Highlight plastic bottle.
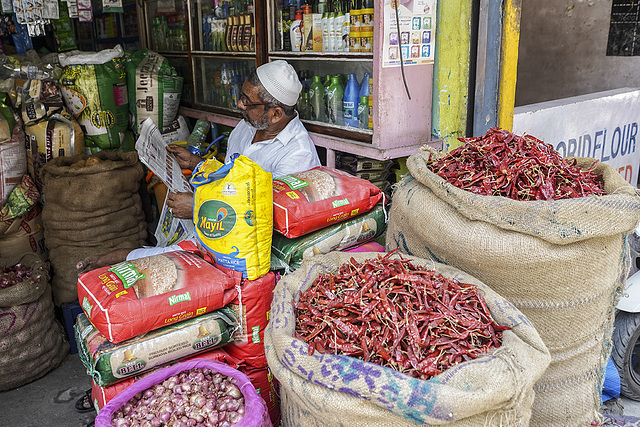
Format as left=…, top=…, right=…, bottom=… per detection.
left=290, top=10, right=303, bottom=51
left=308, top=75, right=326, bottom=122
left=187, top=119, right=211, bottom=156
left=327, top=75, right=344, bottom=126
left=297, top=90, right=311, bottom=119
left=359, top=72, right=370, bottom=98
left=321, top=8, right=330, bottom=52
left=327, top=6, right=336, bottom=51
left=322, top=74, right=332, bottom=118
left=343, top=73, right=360, bottom=127
left=333, top=4, right=345, bottom=52
left=358, top=95, right=369, bottom=129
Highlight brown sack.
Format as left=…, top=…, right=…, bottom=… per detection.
left=41, top=150, right=147, bottom=305
left=386, top=148, right=640, bottom=426
left=265, top=251, right=550, bottom=427
left=0, top=253, right=68, bottom=391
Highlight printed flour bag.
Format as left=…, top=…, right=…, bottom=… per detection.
left=58, top=45, right=128, bottom=152
left=191, top=155, right=273, bottom=280
left=124, top=50, right=183, bottom=133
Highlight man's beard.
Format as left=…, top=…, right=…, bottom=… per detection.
left=241, top=109, right=269, bottom=130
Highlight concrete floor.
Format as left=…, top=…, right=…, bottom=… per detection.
left=0, top=353, right=95, bottom=427
left=2, top=351, right=640, bottom=427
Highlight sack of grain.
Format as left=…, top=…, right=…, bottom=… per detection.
left=0, top=253, right=68, bottom=391
left=75, top=307, right=238, bottom=387
left=191, top=155, right=272, bottom=281
left=386, top=148, right=640, bottom=426
left=91, top=348, right=241, bottom=412
left=271, top=203, right=387, bottom=271
left=0, top=110, right=25, bottom=205
left=273, top=166, right=383, bottom=239
left=58, top=45, right=128, bottom=152
left=41, top=150, right=147, bottom=305
left=265, top=251, right=550, bottom=426
left=124, top=50, right=183, bottom=134
left=77, top=250, right=238, bottom=343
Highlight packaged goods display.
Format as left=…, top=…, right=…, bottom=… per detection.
left=272, top=166, right=383, bottom=239
left=75, top=308, right=238, bottom=387
left=77, top=250, right=237, bottom=343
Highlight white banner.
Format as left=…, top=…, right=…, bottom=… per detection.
left=513, top=88, right=640, bottom=187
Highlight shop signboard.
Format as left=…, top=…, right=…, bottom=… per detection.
left=513, top=88, right=640, bottom=187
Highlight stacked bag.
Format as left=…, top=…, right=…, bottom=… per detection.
left=270, top=166, right=387, bottom=271
left=74, top=246, right=278, bottom=425
left=335, top=153, right=395, bottom=197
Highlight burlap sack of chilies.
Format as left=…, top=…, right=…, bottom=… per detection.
left=386, top=148, right=640, bottom=426
left=265, top=251, right=550, bottom=426
left=0, top=253, right=68, bottom=391
left=41, top=150, right=147, bottom=305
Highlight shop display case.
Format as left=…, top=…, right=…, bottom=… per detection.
left=74, top=0, right=140, bottom=52
left=139, top=0, right=437, bottom=164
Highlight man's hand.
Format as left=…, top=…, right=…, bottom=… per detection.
left=166, top=191, right=194, bottom=219
left=166, top=144, right=203, bottom=170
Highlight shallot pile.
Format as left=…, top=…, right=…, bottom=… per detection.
left=294, top=251, right=510, bottom=380
left=0, top=264, right=32, bottom=289
left=111, top=367, right=245, bottom=427
left=427, top=127, right=606, bottom=201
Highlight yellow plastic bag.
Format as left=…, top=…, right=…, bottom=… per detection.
left=190, top=155, right=272, bottom=280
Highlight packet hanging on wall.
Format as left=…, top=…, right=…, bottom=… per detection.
left=190, top=155, right=273, bottom=280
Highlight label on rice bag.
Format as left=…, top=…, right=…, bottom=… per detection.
left=74, top=308, right=238, bottom=387
left=125, top=50, right=183, bottom=134
left=273, top=166, right=384, bottom=239
left=59, top=46, right=129, bottom=151
left=191, top=156, right=273, bottom=280
left=271, top=203, right=387, bottom=271
left=91, top=348, right=241, bottom=411
left=77, top=250, right=237, bottom=343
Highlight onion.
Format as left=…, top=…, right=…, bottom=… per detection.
left=112, top=367, right=246, bottom=426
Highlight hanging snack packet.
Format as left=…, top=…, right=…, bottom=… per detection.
left=191, top=155, right=273, bottom=280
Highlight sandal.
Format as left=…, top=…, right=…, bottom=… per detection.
left=74, top=389, right=94, bottom=414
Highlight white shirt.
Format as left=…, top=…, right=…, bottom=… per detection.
left=224, top=114, right=321, bottom=178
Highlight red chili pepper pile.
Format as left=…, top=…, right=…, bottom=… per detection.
left=427, top=127, right=606, bottom=201
left=293, top=251, right=510, bottom=381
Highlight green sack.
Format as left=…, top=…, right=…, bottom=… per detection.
left=124, top=49, right=183, bottom=134
left=74, top=307, right=238, bottom=387
left=59, top=45, right=129, bottom=152
left=271, top=203, right=387, bottom=271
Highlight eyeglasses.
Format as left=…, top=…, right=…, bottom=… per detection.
left=239, top=93, right=273, bottom=108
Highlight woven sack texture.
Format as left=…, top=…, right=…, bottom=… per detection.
left=0, top=253, right=68, bottom=390
left=265, top=251, right=550, bottom=426
left=41, top=150, right=147, bottom=305
left=386, top=149, right=640, bottom=426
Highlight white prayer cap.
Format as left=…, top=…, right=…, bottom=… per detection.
left=256, top=60, right=302, bottom=106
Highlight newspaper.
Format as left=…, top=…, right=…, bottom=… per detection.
left=135, top=118, right=195, bottom=246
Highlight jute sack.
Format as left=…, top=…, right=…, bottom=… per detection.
left=265, top=251, right=550, bottom=427
left=386, top=148, right=640, bottom=426
left=0, top=253, right=68, bottom=391
left=41, top=150, right=147, bottom=305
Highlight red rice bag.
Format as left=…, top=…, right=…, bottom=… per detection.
left=240, top=365, right=281, bottom=427
left=273, top=166, right=383, bottom=238
left=77, top=250, right=237, bottom=343
left=91, top=348, right=241, bottom=412
left=222, top=270, right=276, bottom=369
